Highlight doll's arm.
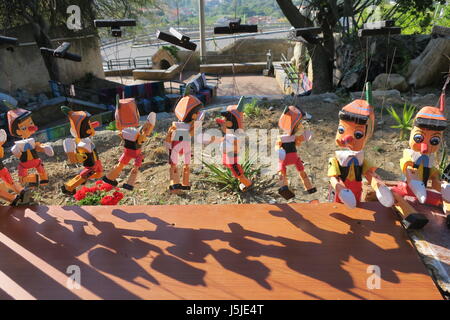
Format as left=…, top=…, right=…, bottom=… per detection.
left=137, top=112, right=156, bottom=145
left=63, top=138, right=84, bottom=164
left=35, top=142, right=54, bottom=157
left=328, top=157, right=356, bottom=208
left=0, top=129, right=6, bottom=158
left=400, top=150, right=427, bottom=203
left=165, top=125, right=176, bottom=150
left=365, top=169, right=394, bottom=207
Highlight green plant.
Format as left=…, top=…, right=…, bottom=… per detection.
left=106, top=120, right=117, bottom=131
left=243, top=98, right=262, bottom=118
left=202, top=153, right=260, bottom=192
left=386, top=102, right=416, bottom=140
left=439, top=148, right=448, bottom=177
left=161, top=45, right=180, bottom=58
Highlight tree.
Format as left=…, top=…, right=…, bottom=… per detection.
left=0, top=0, right=159, bottom=82
left=275, top=0, right=443, bottom=94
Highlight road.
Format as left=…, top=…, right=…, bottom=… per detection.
left=100, top=28, right=291, bottom=63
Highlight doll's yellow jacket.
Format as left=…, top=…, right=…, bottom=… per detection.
left=327, top=150, right=376, bottom=182
left=399, top=149, right=439, bottom=184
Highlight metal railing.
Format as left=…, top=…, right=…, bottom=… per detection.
left=103, top=56, right=153, bottom=71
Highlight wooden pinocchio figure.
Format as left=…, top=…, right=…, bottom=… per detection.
left=276, top=105, right=316, bottom=200
left=214, top=97, right=252, bottom=192
left=6, top=102, right=54, bottom=188
left=391, top=104, right=449, bottom=229
left=165, top=88, right=204, bottom=193
left=103, top=97, right=156, bottom=190
left=328, top=88, right=394, bottom=209
left=0, top=129, right=32, bottom=205
left=61, top=106, right=103, bottom=195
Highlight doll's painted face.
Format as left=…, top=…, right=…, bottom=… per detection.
left=335, top=120, right=367, bottom=151
left=409, top=126, right=442, bottom=155
left=15, top=117, right=38, bottom=139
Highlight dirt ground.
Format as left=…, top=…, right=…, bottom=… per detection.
left=3, top=93, right=448, bottom=207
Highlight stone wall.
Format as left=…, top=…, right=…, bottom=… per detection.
left=0, top=24, right=105, bottom=94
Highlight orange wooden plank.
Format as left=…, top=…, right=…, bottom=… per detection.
left=0, top=202, right=442, bottom=300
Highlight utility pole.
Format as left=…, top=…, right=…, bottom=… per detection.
left=198, top=0, right=206, bottom=63
left=176, top=0, right=180, bottom=29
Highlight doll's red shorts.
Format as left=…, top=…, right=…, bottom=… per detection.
left=18, top=159, right=45, bottom=177
left=80, top=160, right=103, bottom=179
left=334, top=180, right=362, bottom=204
left=119, top=148, right=144, bottom=168
left=0, top=168, right=14, bottom=185
left=278, top=152, right=304, bottom=175
left=391, top=181, right=442, bottom=207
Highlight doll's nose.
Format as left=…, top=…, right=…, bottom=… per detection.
left=29, top=125, right=38, bottom=132
left=343, top=135, right=353, bottom=145
left=215, top=118, right=225, bottom=125
left=420, top=143, right=428, bottom=153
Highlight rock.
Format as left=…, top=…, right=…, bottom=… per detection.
left=341, top=72, right=359, bottom=89
left=350, top=89, right=403, bottom=107
left=406, top=35, right=450, bottom=88
left=373, top=73, right=409, bottom=92
left=296, top=92, right=339, bottom=105
left=411, top=93, right=438, bottom=106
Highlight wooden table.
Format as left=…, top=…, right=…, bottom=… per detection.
left=0, top=202, right=442, bottom=300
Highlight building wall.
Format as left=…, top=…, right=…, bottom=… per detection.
left=0, top=24, right=105, bottom=94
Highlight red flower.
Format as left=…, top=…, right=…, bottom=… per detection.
left=95, top=180, right=103, bottom=185
left=100, top=195, right=114, bottom=205
left=113, top=191, right=124, bottom=201
left=74, top=190, right=86, bottom=201
left=100, top=183, right=113, bottom=192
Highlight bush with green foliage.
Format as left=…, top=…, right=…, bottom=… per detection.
left=386, top=102, right=417, bottom=140
left=202, top=153, right=260, bottom=192
left=243, top=98, right=262, bottom=118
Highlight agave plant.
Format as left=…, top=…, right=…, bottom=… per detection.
left=202, top=152, right=260, bottom=192
left=386, top=102, right=416, bottom=140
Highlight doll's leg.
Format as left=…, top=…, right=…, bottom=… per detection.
left=298, top=170, right=316, bottom=194
left=181, top=164, right=191, bottom=190
left=123, top=167, right=139, bottom=191
left=228, top=164, right=252, bottom=192
left=169, top=164, right=182, bottom=192
left=0, top=183, right=18, bottom=204
left=36, top=163, right=48, bottom=185
left=392, top=191, right=428, bottom=229
left=104, top=162, right=126, bottom=186
left=278, top=169, right=295, bottom=200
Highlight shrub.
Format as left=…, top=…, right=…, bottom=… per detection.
left=386, top=102, right=416, bottom=140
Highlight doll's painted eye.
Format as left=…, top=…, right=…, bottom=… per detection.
left=413, top=134, right=424, bottom=143
left=430, top=136, right=440, bottom=146
left=354, top=131, right=364, bottom=139
left=338, top=126, right=345, bottom=134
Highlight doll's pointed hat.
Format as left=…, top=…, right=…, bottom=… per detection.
left=220, top=96, right=246, bottom=130
left=174, top=86, right=203, bottom=122
left=61, top=106, right=95, bottom=139
left=115, top=95, right=140, bottom=130
left=3, top=100, right=32, bottom=137
left=279, top=105, right=305, bottom=135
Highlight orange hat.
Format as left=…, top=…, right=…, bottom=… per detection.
left=61, top=106, right=98, bottom=139
left=339, top=99, right=375, bottom=138
left=279, top=106, right=304, bottom=135
left=414, top=106, right=447, bottom=131
left=174, top=95, right=203, bottom=122
left=221, top=104, right=244, bottom=130
left=7, top=107, right=32, bottom=137
left=115, top=97, right=140, bottom=130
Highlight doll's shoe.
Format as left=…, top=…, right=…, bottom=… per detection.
left=18, top=188, right=32, bottom=205
left=402, top=213, right=428, bottom=230
left=61, top=185, right=76, bottom=195
left=306, top=187, right=317, bottom=194
left=180, top=185, right=191, bottom=190
left=446, top=215, right=450, bottom=230
left=102, top=176, right=118, bottom=187
left=40, top=180, right=49, bottom=186
left=278, top=186, right=295, bottom=200
left=169, top=184, right=183, bottom=193
left=122, top=183, right=134, bottom=191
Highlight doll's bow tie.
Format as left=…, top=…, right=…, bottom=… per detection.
left=23, top=143, right=33, bottom=151
left=347, top=156, right=360, bottom=167
left=414, top=155, right=429, bottom=168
